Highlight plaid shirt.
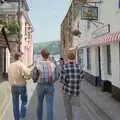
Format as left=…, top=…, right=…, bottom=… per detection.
left=59, top=62, right=84, bottom=96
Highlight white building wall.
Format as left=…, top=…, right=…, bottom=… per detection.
left=84, top=47, right=99, bottom=77
left=111, top=44, right=120, bottom=87
left=83, top=48, right=87, bottom=71
left=100, top=44, right=120, bottom=86
left=74, top=0, right=120, bottom=87
left=6, top=48, right=10, bottom=73
left=100, top=46, right=107, bottom=80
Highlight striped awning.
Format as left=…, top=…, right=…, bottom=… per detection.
left=79, top=32, right=120, bottom=48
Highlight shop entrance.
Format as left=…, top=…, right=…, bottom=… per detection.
left=97, top=47, right=102, bottom=86
left=0, top=47, right=6, bottom=82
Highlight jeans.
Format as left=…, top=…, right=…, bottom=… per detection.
left=63, top=93, right=80, bottom=120
left=36, top=84, right=54, bottom=120
left=11, top=85, right=28, bottom=120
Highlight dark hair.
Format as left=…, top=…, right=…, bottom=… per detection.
left=40, top=48, right=50, bottom=59
left=60, top=57, right=64, bottom=61
left=14, top=52, right=23, bottom=60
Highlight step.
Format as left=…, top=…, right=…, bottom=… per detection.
left=80, top=91, right=113, bottom=120
left=0, top=82, right=11, bottom=117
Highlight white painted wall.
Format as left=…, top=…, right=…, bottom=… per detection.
left=83, top=47, right=99, bottom=77
left=6, top=48, right=10, bottom=73
left=100, top=44, right=120, bottom=86
left=74, top=0, right=120, bottom=87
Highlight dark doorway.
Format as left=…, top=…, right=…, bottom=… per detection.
left=97, top=47, right=102, bottom=86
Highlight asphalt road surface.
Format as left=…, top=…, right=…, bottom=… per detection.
left=1, top=81, right=96, bottom=120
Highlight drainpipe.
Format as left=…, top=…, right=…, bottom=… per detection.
left=17, top=0, right=21, bottom=52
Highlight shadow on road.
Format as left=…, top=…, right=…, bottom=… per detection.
left=26, top=83, right=66, bottom=120
left=26, top=87, right=37, bottom=120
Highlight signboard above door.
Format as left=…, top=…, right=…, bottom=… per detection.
left=80, top=6, right=98, bottom=20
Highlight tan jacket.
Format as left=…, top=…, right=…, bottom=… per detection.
left=8, top=60, right=31, bottom=86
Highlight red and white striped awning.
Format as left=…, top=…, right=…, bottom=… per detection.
left=79, top=32, right=120, bottom=48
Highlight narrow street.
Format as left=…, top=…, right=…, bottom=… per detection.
left=1, top=81, right=99, bottom=120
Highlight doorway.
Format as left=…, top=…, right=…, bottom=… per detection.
left=0, top=47, right=6, bottom=81
left=97, top=47, right=102, bottom=86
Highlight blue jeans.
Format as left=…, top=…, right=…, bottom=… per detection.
left=11, top=85, right=28, bottom=120
left=36, top=84, right=54, bottom=120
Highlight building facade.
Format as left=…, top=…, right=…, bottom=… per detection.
left=73, top=0, right=120, bottom=101
left=0, top=0, right=33, bottom=80
left=60, top=0, right=81, bottom=61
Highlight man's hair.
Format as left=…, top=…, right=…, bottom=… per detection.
left=14, top=52, right=23, bottom=60
left=59, top=57, right=64, bottom=61
left=40, top=48, right=50, bottom=59
left=67, top=51, right=75, bottom=60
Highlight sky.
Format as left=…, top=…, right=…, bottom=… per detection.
left=27, top=0, right=71, bottom=43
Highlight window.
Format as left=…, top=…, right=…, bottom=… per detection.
left=87, top=21, right=91, bottom=30
left=87, top=48, right=91, bottom=70
left=118, top=0, right=120, bottom=8
left=106, top=45, right=112, bottom=75
left=8, top=14, right=16, bottom=21
left=78, top=49, right=84, bottom=67
left=28, top=32, right=31, bottom=39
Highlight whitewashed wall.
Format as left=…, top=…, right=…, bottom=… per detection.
left=73, top=0, right=120, bottom=86
left=6, top=48, right=10, bottom=73
left=100, top=44, right=120, bottom=87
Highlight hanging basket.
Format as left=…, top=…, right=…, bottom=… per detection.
left=72, top=29, right=81, bottom=36
left=79, top=0, right=87, bottom=3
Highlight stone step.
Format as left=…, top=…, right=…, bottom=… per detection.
left=80, top=91, right=113, bottom=120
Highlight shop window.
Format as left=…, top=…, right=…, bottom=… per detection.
left=78, top=49, right=84, bottom=67
left=87, top=48, right=91, bottom=70
left=87, top=21, right=91, bottom=30
left=106, top=45, right=112, bottom=75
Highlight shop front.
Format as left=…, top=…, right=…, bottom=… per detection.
left=78, top=24, right=120, bottom=100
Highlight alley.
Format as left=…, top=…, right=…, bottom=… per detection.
left=1, top=81, right=97, bottom=120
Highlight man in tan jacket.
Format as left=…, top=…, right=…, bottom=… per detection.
left=8, top=52, right=33, bottom=120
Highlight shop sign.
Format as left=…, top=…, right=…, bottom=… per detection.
left=80, top=6, right=98, bottom=20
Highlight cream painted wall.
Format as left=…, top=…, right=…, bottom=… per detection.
left=20, top=15, right=33, bottom=66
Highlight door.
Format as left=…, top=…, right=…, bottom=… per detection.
left=98, top=47, right=102, bottom=86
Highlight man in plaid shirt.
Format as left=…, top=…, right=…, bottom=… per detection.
left=59, top=51, right=84, bottom=120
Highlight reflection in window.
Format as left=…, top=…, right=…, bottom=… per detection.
left=87, top=48, right=91, bottom=70
left=106, top=45, right=112, bottom=75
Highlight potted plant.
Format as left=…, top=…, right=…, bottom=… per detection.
left=72, top=29, right=81, bottom=36
left=0, top=20, right=20, bottom=36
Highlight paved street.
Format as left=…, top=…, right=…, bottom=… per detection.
left=1, top=81, right=97, bottom=120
